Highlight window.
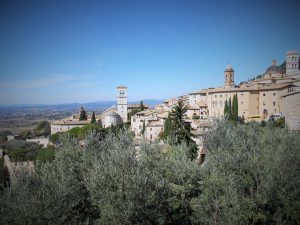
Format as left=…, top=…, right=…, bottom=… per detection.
left=150, top=128, right=152, bottom=131
left=263, top=101, right=266, bottom=106
left=215, top=95, right=217, bottom=98
left=220, top=95, right=222, bottom=98
left=263, top=93, right=266, bottom=96
left=241, top=102, right=244, bottom=104
left=273, top=101, right=276, bottom=106
left=273, top=92, right=276, bottom=96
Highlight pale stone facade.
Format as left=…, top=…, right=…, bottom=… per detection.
left=281, top=91, right=300, bottom=131
left=117, top=86, right=128, bottom=123
left=286, top=51, right=299, bottom=75
left=26, top=137, right=49, bottom=148
left=131, top=109, right=168, bottom=140
left=188, top=50, right=300, bottom=125
left=50, top=119, right=90, bottom=134
left=101, top=111, right=122, bottom=128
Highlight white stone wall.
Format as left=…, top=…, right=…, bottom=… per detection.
left=26, top=137, right=49, bottom=148
left=286, top=51, right=299, bottom=76
left=145, top=125, right=164, bottom=141
left=117, top=86, right=128, bottom=123
left=258, top=89, right=288, bottom=119
left=188, top=93, right=207, bottom=106
left=186, top=108, right=200, bottom=119
left=282, top=92, right=300, bottom=131
left=50, top=124, right=86, bottom=134
left=102, top=115, right=119, bottom=128
left=131, top=114, right=145, bottom=136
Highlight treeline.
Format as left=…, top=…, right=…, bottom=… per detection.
left=0, top=120, right=299, bottom=224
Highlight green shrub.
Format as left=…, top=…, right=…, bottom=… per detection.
left=0, top=158, right=9, bottom=192
left=3, top=140, right=41, bottom=161
left=34, top=121, right=51, bottom=137
left=49, top=132, right=62, bottom=144
left=36, top=146, right=55, bottom=163
left=192, top=115, right=200, bottom=120
left=0, top=135, right=7, bottom=143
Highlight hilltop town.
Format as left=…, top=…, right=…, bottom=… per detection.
left=2, top=52, right=299, bottom=225
left=49, top=50, right=300, bottom=143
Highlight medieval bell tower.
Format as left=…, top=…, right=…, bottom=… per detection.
left=224, top=64, right=234, bottom=88
left=117, top=86, right=128, bottom=123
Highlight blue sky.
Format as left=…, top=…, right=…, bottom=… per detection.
left=0, top=0, right=299, bottom=104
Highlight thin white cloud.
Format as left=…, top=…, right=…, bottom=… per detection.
left=0, top=74, right=76, bottom=89
left=66, top=82, right=96, bottom=89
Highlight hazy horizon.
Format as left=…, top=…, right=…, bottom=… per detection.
left=1, top=0, right=299, bottom=104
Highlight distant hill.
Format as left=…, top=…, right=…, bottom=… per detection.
left=0, top=99, right=163, bottom=112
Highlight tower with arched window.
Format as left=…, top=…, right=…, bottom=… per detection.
left=224, top=64, right=234, bottom=88
left=117, top=86, right=128, bottom=123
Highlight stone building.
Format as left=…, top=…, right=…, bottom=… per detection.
left=188, top=50, right=300, bottom=123
left=50, top=86, right=129, bottom=135
left=117, top=86, right=128, bottom=123
left=281, top=91, right=300, bottom=131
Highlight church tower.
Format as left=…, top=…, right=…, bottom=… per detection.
left=286, top=50, right=299, bottom=76
left=117, top=86, right=128, bottom=123
left=224, top=64, right=234, bottom=88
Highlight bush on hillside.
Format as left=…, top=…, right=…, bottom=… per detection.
left=34, top=121, right=51, bottom=137
left=3, top=140, right=42, bottom=162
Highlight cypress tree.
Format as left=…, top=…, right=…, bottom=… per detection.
left=79, top=107, right=88, bottom=121
left=232, top=94, right=238, bottom=122
left=228, top=97, right=232, bottom=120
left=140, top=100, right=145, bottom=111
left=162, top=113, right=173, bottom=140
left=91, top=112, right=96, bottom=124
left=224, top=99, right=229, bottom=116
left=170, top=100, right=197, bottom=160
left=141, top=121, right=146, bottom=136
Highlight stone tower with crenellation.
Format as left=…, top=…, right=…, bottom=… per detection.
left=286, top=50, right=299, bottom=76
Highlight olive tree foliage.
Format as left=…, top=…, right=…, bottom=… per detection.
left=84, top=131, right=202, bottom=225
left=1, top=120, right=299, bottom=225
left=0, top=135, right=99, bottom=225
left=0, top=129, right=202, bottom=225
left=190, top=119, right=300, bottom=225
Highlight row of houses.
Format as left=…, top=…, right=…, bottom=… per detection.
left=50, top=50, right=300, bottom=141
left=130, top=50, right=300, bottom=140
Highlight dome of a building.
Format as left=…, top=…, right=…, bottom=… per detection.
left=102, top=111, right=123, bottom=128
left=265, top=59, right=284, bottom=74
left=225, top=64, right=234, bottom=71
left=104, top=111, right=120, bottom=117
